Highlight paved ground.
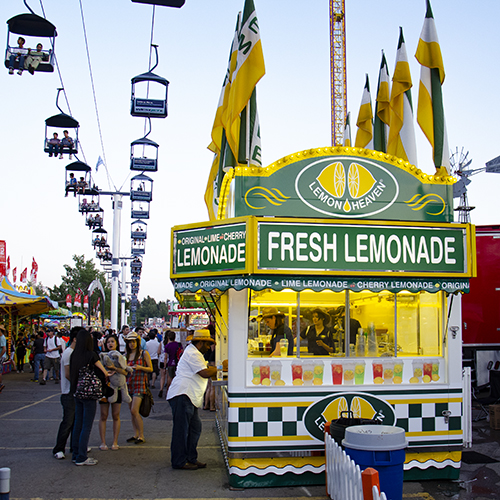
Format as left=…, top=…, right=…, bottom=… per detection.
left=1, top=370, right=499, bottom=499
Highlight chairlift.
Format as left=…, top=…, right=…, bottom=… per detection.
left=86, top=210, right=104, bottom=230
left=45, top=88, right=79, bottom=157
left=131, top=238, right=146, bottom=256
left=97, top=245, right=112, bottom=262
left=130, top=120, right=159, bottom=171
left=131, top=220, right=147, bottom=240
left=131, top=200, right=150, bottom=220
left=130, top=173, right=153, bottom=202
left=92, top=228, right=108, bottom=249
left=131, top=0, right=185, bottom=7
left=79, top=188, right=101, bottom=214
left=131, top=45, right=169, bottom=118
left=65, top=162, right=91, bottom=198
left=5, top=3, right=57, bottom=74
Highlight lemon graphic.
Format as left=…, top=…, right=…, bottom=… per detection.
left=351, top=396, right=377, bottom=419
left=317, top=162, right=345, bottom=198
left=347, top=163, right=377, bottom=199
left=322, top=396, right=348, bottom=422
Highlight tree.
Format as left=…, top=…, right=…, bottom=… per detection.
left=49, top=255, right=111, bottom=319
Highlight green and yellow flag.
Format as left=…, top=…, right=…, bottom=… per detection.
left=343, top=112, right=352, bottom=147
left=388, top=27, right=417, bottom=166
left=415, top=0, right=450, bottom=175
left=355, top=74, right=374, bottom=150
left=373, top=51, right=390, bottom=153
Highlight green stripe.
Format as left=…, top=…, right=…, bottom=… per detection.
left=408, top=439, right=463, bottom=446
left=430, top=67, right=445, bottom=167
left=228, top=445, right=324, bottom=452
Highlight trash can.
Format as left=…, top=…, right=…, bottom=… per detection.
left=329, top=411, right=380, bottom=447
left=342, top=425, right=406, bottom=500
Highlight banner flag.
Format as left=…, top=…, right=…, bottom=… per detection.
left=355, top=74, right=374, bottom=150
left=343, top=112, right=352, bottom=147
left=20, top=268, right=27, bottom=284
left=74, top=293, right=81, bottom=308
left=83, top=295, right=89, bottom=308
left=415, top=0, right=450, bottom=175
left=13, top=267, right=17, bottom=284
left=388, top=27, right=417, bottom=166
left=66, top=294, right=72, bottom=308
left=374, top=51, right=391, bottom=153
left=30, top=257, right=38, bottom=283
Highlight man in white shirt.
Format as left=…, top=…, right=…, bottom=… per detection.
left=42, top=328, right=62, bottom=384
left=53, top=328, right=78, bottom=459
left=145, top=329, right=160, bottom=388
left=167, top=330, right=217, bottom=470
left=118, top=325, right=130, bottom=354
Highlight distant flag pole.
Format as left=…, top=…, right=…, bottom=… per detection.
left=343, top=112, right=352, bottom=147
left=387, top=27, right=417, bottom=166
left=374, top=51, right=390, bottom=153
left=95, top=156, right=104, bottom=172
left=415, top=0, right=450, bottom=175
left=354, top=74, right=374, bottom=150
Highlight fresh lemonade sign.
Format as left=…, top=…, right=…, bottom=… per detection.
left=258, top=221, right=467, bottom=274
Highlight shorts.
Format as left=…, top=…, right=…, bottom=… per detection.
left=167, top=366, right=176, bottom=379
left=45, top=357, right=60, bottom=376
left=151, top=359, right=159, bottom=376
left=159, top=361, right=165, bottom=370
left=99, top=390, right=123, bottom=405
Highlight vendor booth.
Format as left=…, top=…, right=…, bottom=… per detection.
left=170, top=148, right=475, bottom=488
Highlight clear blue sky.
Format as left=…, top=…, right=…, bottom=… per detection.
left=1, top=0, right=499, bottom=303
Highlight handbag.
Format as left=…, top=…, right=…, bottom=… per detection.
left=74, top=365, right=103, bottom=400
left=139, top=386, right=154, bottom=417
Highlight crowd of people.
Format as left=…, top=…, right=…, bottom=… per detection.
left=0, top=322, right=218, bottom=470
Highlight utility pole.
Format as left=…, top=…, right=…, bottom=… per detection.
left=111, top=194, right=122, bottom=331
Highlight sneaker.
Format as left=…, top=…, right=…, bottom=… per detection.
left=17, top=69, right=23, bottom=75
left=59, top=154, right=63, bottom=159
left=54, top=452, right=65, bottom=460
left=8, top=68, right=14, bottom=75
left=49, top=154, right=53, bottom=157
left=69, top=154, right=73, bottom=160
left=75, top=458, right=98, bottom=466
left=28, top=65, right=34, bottom=75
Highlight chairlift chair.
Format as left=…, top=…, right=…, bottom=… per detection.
left=131, top=239, right=146, bottom=256
left=65, top=162, right=91, bottom=198
left=79, top=189, right=101, bottom=214
left=5, top=12, right=57, bottom=73
left=45, top=114, right=79, bottom=156
left=131, top=220, right=147, bottom=240
left=131, top=0, right=185, bottom=7
left=130, top=137, right=159, bottom=172
left=131, top=200, right=150, bottom=220
left=86, top=209, right=104, bottom=230
left=92, top=228, right=108, bottom=249
left=130, top=173, right=153, bottom=202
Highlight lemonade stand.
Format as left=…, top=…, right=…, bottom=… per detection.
left=170, top=148, right=475, bottom=487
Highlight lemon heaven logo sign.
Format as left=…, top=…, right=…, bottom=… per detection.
left=303, top=392, right=396, bottom=442
left=296, top=158, right=399, bottom=218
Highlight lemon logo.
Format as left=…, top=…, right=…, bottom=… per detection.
left=348, top=163, right=377, bottom=199
left=316, top=162, right=346, bottom=198
left=303, top=392, right=395, bottom=441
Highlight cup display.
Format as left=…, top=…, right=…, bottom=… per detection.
left=270, top=360, right=284, bottom=385
left=423, top=361, right=433, bottom=383
left=303, top=361, right=314, bottom=386
left=431, top=360, right=440, bottom=381
left=331, top=362, right=343, bottom=385
left=260, top=361, right=271, bottom=386
left=291, top=360, right=303, bottom=386
left=372, top=361, right=383, bottom=384
left=343, top=362, right=355, bottom=385
left=393, top=361, right=403, bottom=384
left=382, top=360, right=395, bottom=384
left=313, top=361, right=324, bottom=385
left=411, top=360, right=423, bottom=383
left=252, top=361, right=261, bottom=385
left=354, top=361, right=366, bottom=384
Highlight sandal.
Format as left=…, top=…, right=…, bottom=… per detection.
left=111, top=445, right=120, bottom=450
left=99, top=444, right=108, bottom=451
left=126, top=436, right=138, bottom=442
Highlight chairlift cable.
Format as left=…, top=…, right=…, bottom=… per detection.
left=78, top=0, right=115, bottom=192
left=143, top=6, right=156, bottom=140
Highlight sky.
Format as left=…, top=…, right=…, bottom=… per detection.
left=2, top=0, right=500, bottom=308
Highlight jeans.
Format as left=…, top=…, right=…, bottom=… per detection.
left=9, top=54, right=25, bottom=70
left=168, top=394, right=202, bottom=468
left=48, top=143, right=60, bottom=156
left=53, top=393, right=76, bottom=454
left=33, top=353, right=45, bottom=381
left=71, top=398, right=97, bottom=463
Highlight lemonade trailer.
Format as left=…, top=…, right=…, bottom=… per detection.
left=170, top=147, right=476, bottom=488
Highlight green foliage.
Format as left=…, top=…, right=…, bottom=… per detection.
left=48, top=255, right=111, bottom=317
left=135, top=296, right=170, bottom=326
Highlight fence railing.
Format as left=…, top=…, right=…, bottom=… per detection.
left=325, top=432, right=387, bottom=500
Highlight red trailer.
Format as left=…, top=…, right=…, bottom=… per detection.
left=462, top=225, right=500, bottom=387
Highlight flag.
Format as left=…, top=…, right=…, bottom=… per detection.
left=415, top=0, right=450, bottom=175
left=205, top=13, right=241, bottom=221
left=66, top=294, right=72, bottom=308
left=374, top=51, right=391, bottom=153
left=354, top=74, right=374, bottom=150
left=387, top=27, right=417, bottom=166
left=83, top=295, right=89, bottom=308
left=95, top=156, right=104, bottom=172
left=20, top=268, right=27, bottom=284
left=30, top=257, right=38, bottom=283
left=223, top=0, right=266, bottom=161
left=6, top=256, right=10, bottom=277
left=74, top=293, right=81, bottom=308
left=13, top=267, right=17, bottom=283
left=343, top=112, right=352, bottom=147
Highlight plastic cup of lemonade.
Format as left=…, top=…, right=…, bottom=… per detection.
left=343, top=361, right=355, bottom=385
left=291, top=360, right=303, bottom=386
left=279, top=338, right=288, bottom=357
left=431, top=359, right=440, bottom=382
left=331, top=362, right=343, bottom=385
left=372, top=361, right=383, bottom=384
left=252, top=361, right=261, bottom=385
left=423, top=360, right=433, bottom=383
left=393, top=360, right=403, bottom=384
left=303, top=361, right=314, bottom=386
left=313, top=361, right=324, bottom=386
left=260, top=361, right=271, bottom=386
left=411, top=360, right=423, bottom=384
left=354, top=361, right=366, bottom=385
left=270, top=360, right=284, bottom=386
left=382, top=360, right=395, bottom=384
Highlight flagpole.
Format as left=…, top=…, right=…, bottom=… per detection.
left=110, top=194, right=122, bottom=331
